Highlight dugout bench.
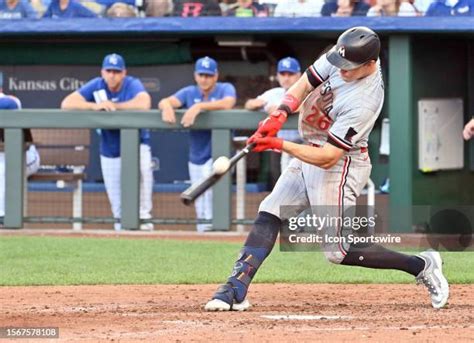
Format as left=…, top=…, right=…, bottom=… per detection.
left=28, top=129, right=90, bottom=230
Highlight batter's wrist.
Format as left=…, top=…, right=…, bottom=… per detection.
left=277, top=93, right=300, bottom=115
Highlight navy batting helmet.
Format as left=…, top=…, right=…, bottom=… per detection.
left=326, top=26, right=380, bottom=70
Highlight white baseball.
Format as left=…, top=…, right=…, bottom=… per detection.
left=213, top=156, right=231, bottom=175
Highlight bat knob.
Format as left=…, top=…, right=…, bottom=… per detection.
left=180, top=196, right=194, bottom=206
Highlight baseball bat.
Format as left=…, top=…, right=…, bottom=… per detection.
left=180, top=142, right=256, bottom=206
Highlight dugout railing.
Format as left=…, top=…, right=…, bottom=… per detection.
left=0, top=109, right=298, bottom=230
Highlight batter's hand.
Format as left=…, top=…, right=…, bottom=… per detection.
left=93, top=101, right=116, bottom=112
left=162, top=107, right=176, bottom=124
left=181, top=104, right=201, bottom=127
left=248, top=110, right=287, bottom=144
left=252, top=136, right=283, bottom=152
left=463, top=118, right=474, bottom=140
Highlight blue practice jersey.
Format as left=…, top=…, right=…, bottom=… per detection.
left=174, top=82, right=236, bottom=165
left=78, top=76, right=150, bottom=158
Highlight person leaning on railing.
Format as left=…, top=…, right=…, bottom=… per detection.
left=158, top=56, right=236, bottom=233
left=245, top=57, right=303, bottom=173
left=61, top=53, right=154, bottom=231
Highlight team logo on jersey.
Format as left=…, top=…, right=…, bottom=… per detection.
left=344, top=127, right=358, bottom=143
left=338, top=46, right=346, bottom=58
left=301, top=81, right=334, bottom=132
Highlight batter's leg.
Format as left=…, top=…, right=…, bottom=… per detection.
left=309, top=154, right=448, bottom=308
left=341, top=243, right=425, bottom=274
left=205, top=159, right=309, bottom=311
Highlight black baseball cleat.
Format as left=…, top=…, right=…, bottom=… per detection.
left=204, top=283, right=251, bottom=311
left=415, top=250, right=449, bottom=309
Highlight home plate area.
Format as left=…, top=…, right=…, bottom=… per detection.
left=0, top=283, right=472, bottom=341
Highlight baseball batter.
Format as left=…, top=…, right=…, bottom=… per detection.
left=61, top=53, right=154, bottom=231
left=205, top=27, right=449, bottom=311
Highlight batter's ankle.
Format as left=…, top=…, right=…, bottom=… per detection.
left=212, top=283, right=238, bottom=305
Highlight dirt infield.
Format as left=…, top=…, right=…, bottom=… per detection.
left=1, top=283, right=473, bottom=342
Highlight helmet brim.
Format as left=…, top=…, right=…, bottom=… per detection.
left=326, top=46, right=364, bottom=71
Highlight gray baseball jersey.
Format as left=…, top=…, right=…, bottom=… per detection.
left=300, top=54, right=384, bottom=151
left=259, top=54, right=384, bottom=264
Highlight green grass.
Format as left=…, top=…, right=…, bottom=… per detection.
left=0, top=236, right=472, bottom=286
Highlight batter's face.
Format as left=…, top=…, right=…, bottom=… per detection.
left=194, top=73, right=218, bottom=93
left=101, top=69, right=127, bottom=92
left=339, top=61, right=376, bottom=82
left=277, top=71, right=301, bottom=91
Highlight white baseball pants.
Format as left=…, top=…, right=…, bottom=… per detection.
left=188, top=158, right=213, bottom=232
left=0, top=145, right=40, bottom=217
left=100, top=144, right=154, bottom=230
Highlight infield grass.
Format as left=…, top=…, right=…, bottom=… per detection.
left=0, top=236, right=472, bottom=286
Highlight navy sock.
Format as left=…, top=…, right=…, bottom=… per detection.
left=341, top=243, right=425, bottom=276
left=214, top=211, right=281, bottom=303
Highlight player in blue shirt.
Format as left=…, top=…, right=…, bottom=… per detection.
left=43, top=0, right=96, bottom=18
left=61, top=53, right=154, bottom=231
left=0, top=80, right=40, bottom=221
left=159, top=56, right=237, bottom=232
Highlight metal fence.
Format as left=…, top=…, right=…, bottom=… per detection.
left=0, top=109, right=298, bottom=230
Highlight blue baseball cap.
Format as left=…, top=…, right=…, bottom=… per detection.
left=195, top=56, right=218, bottom=75
left=102, top=53, right=126, bottom=71
left=277, top=57, right=301, bottom=74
